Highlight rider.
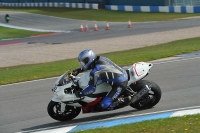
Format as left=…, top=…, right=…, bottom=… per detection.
left=73, top=49, right=131, bottom=110
left=5, top=14, right=10, bottom=20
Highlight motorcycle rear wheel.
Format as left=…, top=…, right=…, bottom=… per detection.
left=47, top=101, right=81, bottom=121
left=129, top=80, right=161, bottom=110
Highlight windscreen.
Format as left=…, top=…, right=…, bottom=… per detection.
left=55, top=72, right=69, bottom=86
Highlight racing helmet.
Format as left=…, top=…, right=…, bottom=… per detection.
left=78, top=49, right=96, bottom=70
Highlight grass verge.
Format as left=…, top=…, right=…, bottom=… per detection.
left=74, top=114, right=200, bottom=133
left=0, top=37, right=200, bottom=85
left=0, top=26, right=50, bottom=40
left=0, top=7, right=200, bottom=22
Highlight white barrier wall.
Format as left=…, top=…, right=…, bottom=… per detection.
left=1, top=2, right=99, bottom=9
left=105, top=5, right=200, bottom=13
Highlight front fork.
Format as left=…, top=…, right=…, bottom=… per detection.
left=52, top=96, right=66, bottom=113
left=60, top=102, right=66, bottom=113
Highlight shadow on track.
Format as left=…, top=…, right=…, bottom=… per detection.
left=21, top=108, right=151, bottom=132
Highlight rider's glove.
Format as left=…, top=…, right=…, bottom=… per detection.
left=72, top=68, right=82, bottom=76
left=82, top=84, right=95, bottom=95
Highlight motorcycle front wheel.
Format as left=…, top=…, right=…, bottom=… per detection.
left=47, top=101, right=81, bottom=121
left=129, top=80, right=162, bottom=110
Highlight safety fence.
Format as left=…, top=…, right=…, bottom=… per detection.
left=1, top=2, right=99, bottom=9
left=105, top=5, right=200, bottom=13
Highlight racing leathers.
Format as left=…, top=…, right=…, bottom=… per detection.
left=74, top=56, right=129, bottom=109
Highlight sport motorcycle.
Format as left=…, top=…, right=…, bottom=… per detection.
left=47, top=62, right=162, bottom=121
left=5, top=16, right=10, bottom=23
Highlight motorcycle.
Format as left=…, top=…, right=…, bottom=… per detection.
left=5, top=17, right=10, bottom=23
left=47, top=62, right=162, bottom=121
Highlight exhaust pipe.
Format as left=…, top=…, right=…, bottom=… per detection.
left=130, top=85, right=150, bottom=104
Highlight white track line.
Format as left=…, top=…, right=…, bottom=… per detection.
left=153, top=56, right=200, bottom=65
left=0, top=22, right=71, bottom=33
left=84, top=105, right=200, bottom=123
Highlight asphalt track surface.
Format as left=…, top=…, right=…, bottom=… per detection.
left=1, top=12, right=200, bottom=44
left=0, top=12, right=200, bottom=133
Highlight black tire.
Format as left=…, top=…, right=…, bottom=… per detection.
left=47, top=101, right=81, bottom=121
left=129, top=80, right=162, bottom=110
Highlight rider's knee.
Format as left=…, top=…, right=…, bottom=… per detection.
left=100, top=96, right=112, bottom=109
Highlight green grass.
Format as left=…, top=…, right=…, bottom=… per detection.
left=0, top=37, right=200, bottom=85
left=0, top=26, right=50, bottom=39
left=0, top=7, right=200, bottom=22
left=74, top=114, right=200, bottom=133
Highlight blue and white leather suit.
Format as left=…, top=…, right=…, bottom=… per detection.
left=81, top=56, right=128, bottom=109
